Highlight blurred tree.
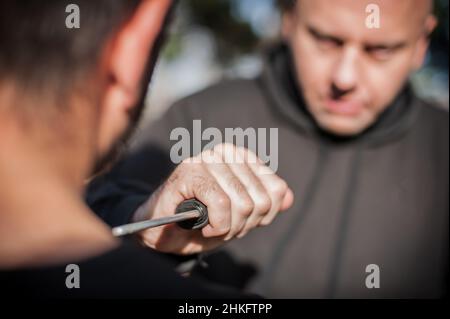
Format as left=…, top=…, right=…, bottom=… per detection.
left=187, top=0, right=259, bottom=63
left=162, top=0, right=260, bottom=65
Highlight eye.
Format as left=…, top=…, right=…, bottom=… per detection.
left=366, top=46, right=394, bottom=61
left=317, top=37, right=341, bottom=49
left=307, top=27, right=343, bottom=50
left=313, top=34, right=343, bottom=51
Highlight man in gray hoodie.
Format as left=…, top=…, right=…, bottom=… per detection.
left=87, top=0, right=448, bottom=298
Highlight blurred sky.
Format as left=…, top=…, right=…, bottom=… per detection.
left=142, top=0, right=449, bottom=125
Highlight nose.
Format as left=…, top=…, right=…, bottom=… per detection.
left=331, top=47, right=359, bottom=95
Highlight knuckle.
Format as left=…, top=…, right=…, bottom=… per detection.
left=236, top=197, right=254, bottom=217
left=179, top=159, right=201, bottom=175
left=254, top=194, right=272, bottom=214
left=191, top=173, right=208, bottom=189
left=215, top=194, right=231, bottom=211
left=202, top=148, right=215, bottom=156
left=216, top=224, right=231, bottom=236
left=219, top=143, right=236, bottom=155
left=206, top=225, right=229, bottom=238
left=235, top=146, right=247, bottom=158
left=190, top=174, right=217, bottom=200
left=200, top=148, right=217, bottom=162
left=227, top=176, right=245, bottom=195
left=236, top=146, right=254, bottom=163
left=208, top=210, right=231, bottom=236
left=270, top=179, right=288, bottom=197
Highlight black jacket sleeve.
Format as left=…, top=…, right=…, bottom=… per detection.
left=86, top=99, right=192, bottom=226
left=85, top=175, right=151, bottom=227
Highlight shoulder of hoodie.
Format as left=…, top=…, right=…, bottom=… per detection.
left=410, top=96, right=449, bottom=150
left=412, top=96, right=449, bottom=133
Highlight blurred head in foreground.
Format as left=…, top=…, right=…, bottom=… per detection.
left=0, top=0, right=173, bottom=180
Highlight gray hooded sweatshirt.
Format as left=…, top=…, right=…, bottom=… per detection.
left=87, top=43, right=449, bottom=298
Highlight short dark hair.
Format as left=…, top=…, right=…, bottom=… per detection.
left=276, top=0, right=297, bottom=12
left=0, top=1, right=140, bottom=95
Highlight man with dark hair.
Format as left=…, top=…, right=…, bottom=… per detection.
left=87, top=0, right=448, bottom=298
left=0, top=0, right=293, bottom=298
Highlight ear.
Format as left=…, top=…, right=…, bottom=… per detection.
left=281, top=11, right=295, bottom=40
left=412, top=14, right=437, bottom=71
left=102, top=0, right=172, bottom=114
left=94, top=0, right=172, bottom=159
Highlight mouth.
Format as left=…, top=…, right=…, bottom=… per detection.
left=324, top=98, right=363, bottom=116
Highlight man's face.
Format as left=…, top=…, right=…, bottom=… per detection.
left=283, top=0, right=435, bottom=136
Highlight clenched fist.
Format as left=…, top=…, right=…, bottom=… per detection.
left=132, top=143, right=294, bottom=254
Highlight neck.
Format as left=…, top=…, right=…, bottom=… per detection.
left=0, top=101, right=117, bottom=269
